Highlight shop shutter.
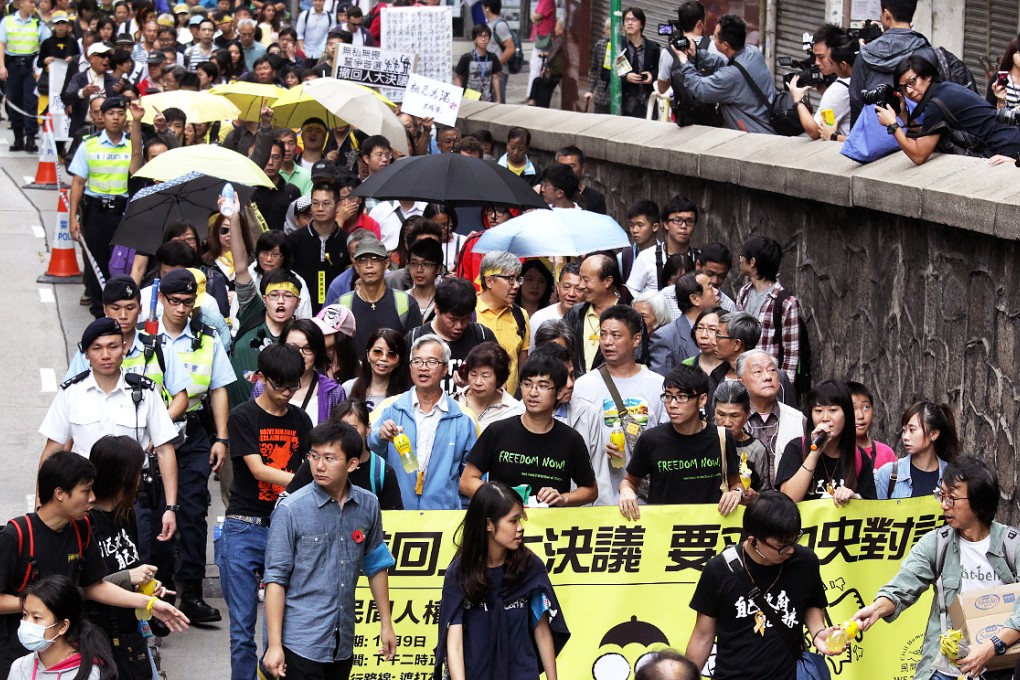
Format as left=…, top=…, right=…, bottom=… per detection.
left=963, top=0, right=1020, bottom=83
left=774, top=0, right=825, bottom=85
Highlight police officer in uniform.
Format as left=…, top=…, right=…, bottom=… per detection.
left=156, top=269, right=235, bottom=624
left=0, top=0, right=49, bottom=152
left=39, top=318, right=181, bottom=546
left=68, top=96, right=131, bottom=319
left=65, top=275, right=190, bottom=421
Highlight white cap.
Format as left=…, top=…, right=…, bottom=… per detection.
left=87, top=42, right=113, bottom=57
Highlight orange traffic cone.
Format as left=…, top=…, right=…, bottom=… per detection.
left=36, top=189, right=83, bottom=284
left=23, top=115, right=60, bottom=190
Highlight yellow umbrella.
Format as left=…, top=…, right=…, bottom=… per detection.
left=302, top=78, right=409, bottom=155
left=270, top=83, right=347, bottom=129
left=134, top=144, right=274, bottom=187
left=209, top=82, right=287, bottom=121
left=137, top=90, right=240, bottom=124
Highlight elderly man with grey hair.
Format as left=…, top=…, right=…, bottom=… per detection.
left=237, top=17, right=267, bottom=69
left=736, top=348, right=805, bottom=482
left=369, top=333, right=479, bottom=509
left=476, top=250, right=529, bottom=396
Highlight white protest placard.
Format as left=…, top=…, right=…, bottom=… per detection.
left=381, top=5, right=452, bottom=101
left=48, top=60, right=71, bottom=141
left=333, top=44, right=416, bottom=90
left=400, top=73, right=462, bottom=126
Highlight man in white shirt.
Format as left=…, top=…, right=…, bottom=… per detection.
left=529, top=262, right=582, bottom=347
left=369, top=199, right=426, bottom=252
left=626, top=195, right=700, bottom=295
left=787, top=24, right=855, bottom=141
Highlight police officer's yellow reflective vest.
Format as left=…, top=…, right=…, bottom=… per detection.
left=175, top=332, right=214, bottom=412
left=122, top=334, right=171, bottom=405
left=84, top=135, right=131, bottom=195
left=4, top=15, right=40, bottom=55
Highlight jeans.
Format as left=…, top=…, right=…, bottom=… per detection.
left=176, top=425, right=213, bottom=581
left=215, top=518, right=268, bottom=680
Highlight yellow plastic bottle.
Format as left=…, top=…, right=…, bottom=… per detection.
left=393, top=433, right=417, bottom=474
left=739, top=452, right=752, bottom=490
left=135, top=579, right=156, bottom=621
left=826, top=620, right=860, bottom=652
left=609, top=426, right=626, bottom=468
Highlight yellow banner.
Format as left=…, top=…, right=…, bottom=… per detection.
left=347, top=497, right=942, bottom=679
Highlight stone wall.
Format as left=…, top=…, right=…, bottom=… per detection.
left=457, top=101, right=1020, bottom=519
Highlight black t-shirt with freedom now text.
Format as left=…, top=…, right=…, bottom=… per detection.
left=626, top=422, right=739, bottom=505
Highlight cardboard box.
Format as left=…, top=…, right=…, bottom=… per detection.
left=948, top=583, right=1020, bottom=670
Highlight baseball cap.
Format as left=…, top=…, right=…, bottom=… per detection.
left=102, top=275, right=141, bottom=305
left=160, top=268, right=198, bottom=296
left=87, top=42, right=113, bottom=57
left=310, top=159, right=337, bottom=181
left=115, top=32, right=135, bottom=44
left=353, top=239, right=387, bottom=260
left=80, top=317, right=122, bottom=350
left=313, top=304, right=356, bottom=338
left=294, top=196, right=312, bottom=215
left=147, top=51, right=167, bottom=65
left=173, top=3, right=189, bottom=12
left=51, top=10, right=70, bottom=22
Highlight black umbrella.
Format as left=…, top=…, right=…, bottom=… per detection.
left=112, top=172, right=255, bottom=254
left=351, top=154, right=549, bottom=211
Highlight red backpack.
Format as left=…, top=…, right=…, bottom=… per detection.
left=7, top=514, right=92, bottom=594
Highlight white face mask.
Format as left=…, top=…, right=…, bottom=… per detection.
left=17, top=620, right=61, bottom=652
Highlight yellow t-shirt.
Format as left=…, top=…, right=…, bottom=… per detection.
left=475, top=299, right=530, bottom=396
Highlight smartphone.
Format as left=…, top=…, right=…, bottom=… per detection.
left=997, top=71, right=1010, bottom=88
left=821, top=109, right=835, bottom=126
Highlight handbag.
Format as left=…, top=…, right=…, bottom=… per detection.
left=534, top=32, right=553, bottom=51
left=598, top=366, right=649, bottom=499
left=731, top=60, right=804, bottom=136
left=722, top=546, right=832, bottom=680
left=841, top=99, right=919, bottom=163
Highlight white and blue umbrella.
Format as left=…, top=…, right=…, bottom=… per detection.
left=472, top=208, right=630, bottom=258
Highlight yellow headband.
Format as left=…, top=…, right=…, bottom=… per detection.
left=264, top=282, right=299, bottom=297
left=482, top=269, right=514, bottom=278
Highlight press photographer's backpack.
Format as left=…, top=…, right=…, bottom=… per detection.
left=670, top=36, right=725, bottom=128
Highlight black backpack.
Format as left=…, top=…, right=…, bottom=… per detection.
left=495, top=18, right=524, bottom=75
left=773, top=289, right=811, bottom=400
left=932, top=45, right=978, bottom=93
left=670, top=36, right=726, bottom=128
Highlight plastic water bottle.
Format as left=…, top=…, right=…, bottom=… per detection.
left=826, top=620, right=860, bottom=652
left=393, top=433, right=417, bottom=474
left=213, top=516, right=224, bottom=541
left=220, top=183, right=236, bottom=217
left=609, top=425, right=626, bottom=468
left=135, top=578, right=156, bottom=621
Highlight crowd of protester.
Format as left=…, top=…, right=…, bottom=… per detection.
left=4, top=0, right=1020, bottom=678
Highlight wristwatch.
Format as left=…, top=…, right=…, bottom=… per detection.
left=165, top=504, right=180, bottom=513
left=214, top=438, right=230, bottom=447
left=830, top=132, right=839, bottom=142
left=991, top=635, right=1008, bottom=655
left=886, top=122, right=901, bottom=135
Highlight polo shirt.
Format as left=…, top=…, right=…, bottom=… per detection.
left=475, top=299, right=529, bottom=397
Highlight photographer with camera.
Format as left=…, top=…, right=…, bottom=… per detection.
left=787, top=25, right=855, bottom=141
left=875, top=54, right=1020, bottom=166
left=657, top=0, right=723, bottom=127
left=672, top=14, right=775, bottom=134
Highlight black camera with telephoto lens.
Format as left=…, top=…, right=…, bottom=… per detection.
left=861, top=83, right=900, bottom=114
left=779, top=56, right=830, bottom=88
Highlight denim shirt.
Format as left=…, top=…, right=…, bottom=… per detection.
left=875, top=456, right=949, bottom=500
left=264, top=482, right=395, bottom=663
left=877, top=522, right=1020, bottom=680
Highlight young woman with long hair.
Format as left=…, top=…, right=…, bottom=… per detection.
left=435, top=482, right=569, bottom=680
left=250, top=319, right=346, bottom=424
left=775, top=380, right=877, bottom=506
left=10, top=575, right=116, bottom=680
left=876, top=401, right=959, bottom=500
left=344, top=328, right=411, bottom=410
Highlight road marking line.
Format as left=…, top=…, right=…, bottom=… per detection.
left=23, top=176, right=33, bottom=185
left=38, top=288, right=55, bottom=303
left=31, top=225, right=45, bottom=238
left=40, top=368, right=57, bottom=393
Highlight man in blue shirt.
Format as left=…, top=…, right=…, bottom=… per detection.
left=238, top=18, right=266, bottom=70
left=263, top=421, right=397, bottom=678
left=296, top=0, right=334, bottom=65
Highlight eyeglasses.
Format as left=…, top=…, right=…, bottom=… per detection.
left=694, top=325, right=718, bottom=336
left=265, top=291, right=298, bottom=302
left=370, top=347, right=399, bottom=359
left=164, top=295, right=196, bottom=308
left=266, top=378, right=301, bottom=393
left=268, top=154, right=283, bottom=162
left=660, top=392, right=697, bottom=404
left=490, top=274, right=524, bottom=285
left=896, top=74, right=919, bottom=94
left=521, top=381, right=555, bottom=393
left=409, top=357, right=444, bottom=368
left=219, top=226, right=231, bottom=235
left=934, top=489, right=968, bottom=507
left=307, top=451, right=344, bottom=464
left=485, top=206, right=510, bottom=218
left=760, top=531, right=804, bottom=553
left=311, top=200, right=336, bottom=209
left=408, top=259, right=437, bottom=271
left=289, top=343, right=314, bottom=356
left=715, top=334, right=734, bottom=340
left=370, top=151, right=392, bottom=160
left=666, top=217, right=696, bottom=227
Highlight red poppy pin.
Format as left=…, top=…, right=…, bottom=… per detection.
left=351, top=529, right=365, bottom=544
